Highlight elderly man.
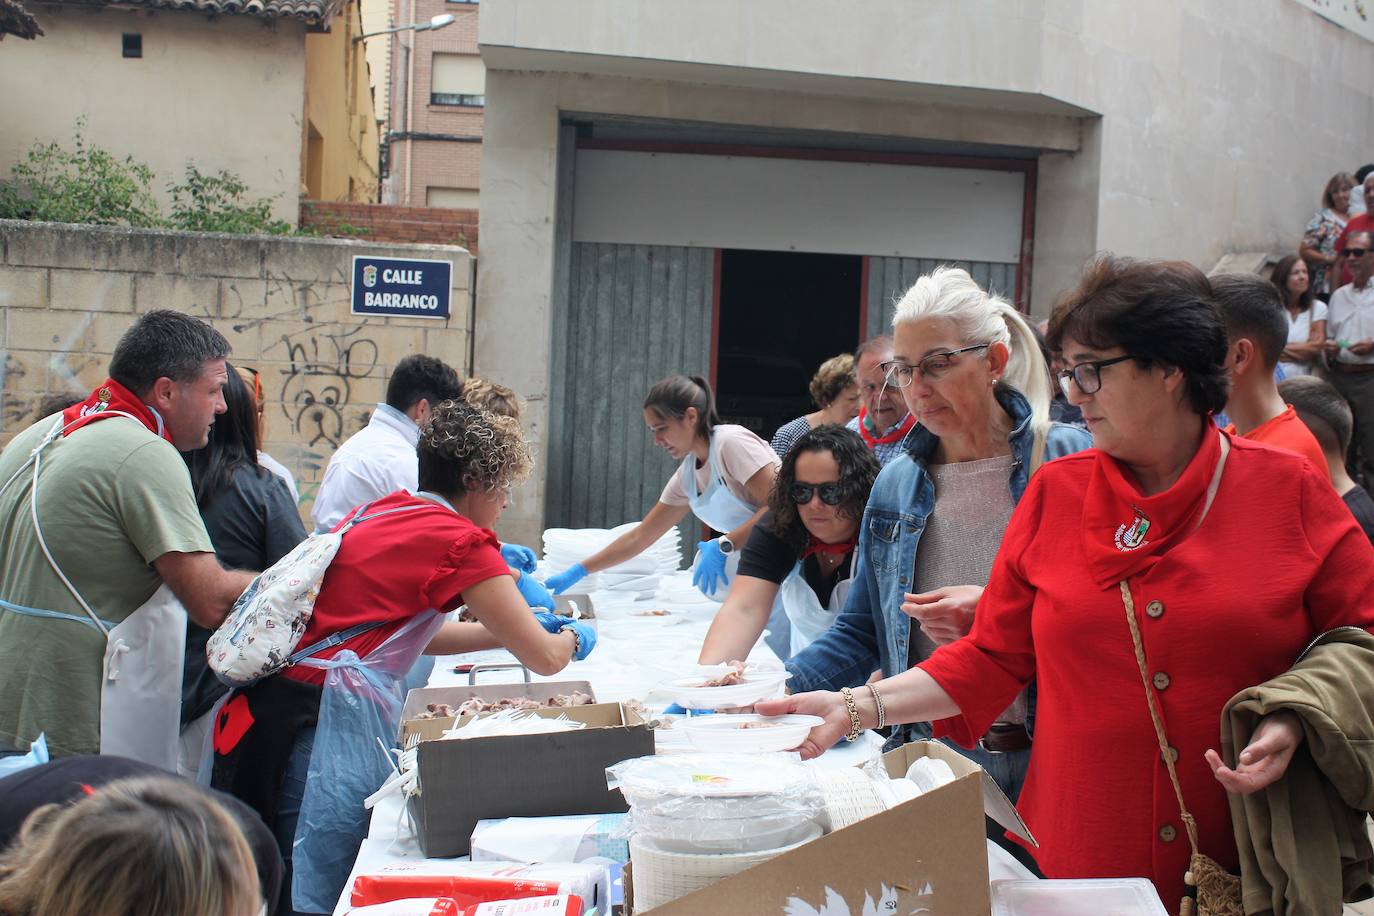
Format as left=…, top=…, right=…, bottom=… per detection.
left=0, top=311, right=256, bottom=762
left=1327, top=230, right=1374, bottom=485
left=844, top=336, right=915, bottom=466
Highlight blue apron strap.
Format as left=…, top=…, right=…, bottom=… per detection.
left=289, top=619, right=389, bottom=666
left=0, top=597, right=116, bottom=633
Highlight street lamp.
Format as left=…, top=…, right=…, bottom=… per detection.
left=354, top=13, right=454, bottom=42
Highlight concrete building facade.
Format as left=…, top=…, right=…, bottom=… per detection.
left=381, top=0, right=483, bottom=210
left=473, top=0, right=1374, bottom=548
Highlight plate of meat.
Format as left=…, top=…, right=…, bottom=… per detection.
left=657, top=661, right=790, bottom=709
left=678, top=714, right=826, bottom=753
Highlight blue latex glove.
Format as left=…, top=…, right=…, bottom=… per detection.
left=545, top=563, right=588, bottom=595
left=561, top=619, right=597, bottom=661
left=692, top=538, right=730, bottom=598
left=514, top=570, right=556, bottom=610
left=532, top=611, right=566, bottom=634
left=500, top=542, right=538, bottom=574
left=663, top=704, right=716, bottom=716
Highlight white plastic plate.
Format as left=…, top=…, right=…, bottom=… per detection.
left=679, top=714, right=825, bottom=753
left=658, top=674, right=789, bottom=710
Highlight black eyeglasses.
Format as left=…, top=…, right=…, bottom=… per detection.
left=789, top=482, right=845, bottom=506
left=1057, top=354, right=1135, bottom=397
left=1347, top=248, right=1370, bottom=258
left=879, top=344, right=991, bottom=388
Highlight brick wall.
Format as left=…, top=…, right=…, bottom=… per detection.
left=300, top=200, right=477, bottom=248
left=0, top=219, right=473, bottom=520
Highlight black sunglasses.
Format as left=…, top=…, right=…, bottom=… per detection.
left=1347, top=248, right=1370, bottom=258
left=789, top=482, right=845, bottom=506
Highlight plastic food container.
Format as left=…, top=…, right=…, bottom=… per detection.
left=990, top=878, right=1168, bottom=916
left=631, top=809, right=818, bottom=854
left=657, top=673, right=789, bottom=710
left=679, top=714, right=823, bottom=754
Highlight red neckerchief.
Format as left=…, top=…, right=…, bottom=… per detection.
left=802, top=533, right=858, bottom=558
left=60, top=378, right=170, bottom=441
left=1079, top=424, right=1222, bottom=588
left=857, top=405, right=916, bottom=448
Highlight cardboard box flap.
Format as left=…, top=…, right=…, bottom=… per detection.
left=635, top=763, right=991, bottom=914
left=409, top=701, right=653, bottom=858
left=881, top=741, right=1036, bottom=847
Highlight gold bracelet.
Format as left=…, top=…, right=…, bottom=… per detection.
left=840, top=687, right=861, bottom=742
left=867, top=683, right=886, bottom=730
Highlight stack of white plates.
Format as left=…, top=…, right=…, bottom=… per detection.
left=629, top=826, right=822, bottom=910
left=542, top=524, right=681, bottom=594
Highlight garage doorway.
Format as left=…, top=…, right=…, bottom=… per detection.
left=713, top=249, right=863, bottom=442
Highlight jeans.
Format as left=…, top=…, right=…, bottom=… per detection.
left=273, top=724, right=317, bottom=916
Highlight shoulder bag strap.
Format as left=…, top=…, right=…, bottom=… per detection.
left=1117, top=431, right=1230, bottom=863
left=286, top=500, right=428, bottom=666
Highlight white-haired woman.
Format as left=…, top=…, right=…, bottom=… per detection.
left=781, top=267, right=1091, bottom=811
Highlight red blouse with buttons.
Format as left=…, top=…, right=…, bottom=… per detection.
left=920, top=435, right=1374, bottom=910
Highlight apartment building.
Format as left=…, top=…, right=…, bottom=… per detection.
left=375, top=0, right=483, bottom=210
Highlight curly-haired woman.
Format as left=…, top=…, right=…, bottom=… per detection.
left=769, top=354, right=862, bottom=457
left=699, top=425, right=879, bottom=661
left=211, top=400, right=595, bottom=915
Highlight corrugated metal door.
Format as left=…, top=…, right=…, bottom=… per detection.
left=865, top=258, right=1018, bottom=338
left=545, top=242, right=715, bottom=557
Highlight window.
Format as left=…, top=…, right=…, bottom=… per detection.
left=427, top=187, right=479, bottom=209
left=430, top=93, right=484, bottom=107
left=430, top=53, right=484, bottom=107
left=122, top=33, right=142, bottom=58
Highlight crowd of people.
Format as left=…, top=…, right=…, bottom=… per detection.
left=0, top=202, right=1373, bottom=914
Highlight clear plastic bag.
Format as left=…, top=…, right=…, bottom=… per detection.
left=606, top=752, right=824, bottom=853
left=290, top=610, right=444, bottom=913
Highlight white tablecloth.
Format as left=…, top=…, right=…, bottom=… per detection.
left=332, top=569, right=887, bottom=914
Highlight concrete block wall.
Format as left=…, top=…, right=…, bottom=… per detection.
left=0, top=219, right=472, bottom=522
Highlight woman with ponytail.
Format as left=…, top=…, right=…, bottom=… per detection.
left=545, top=374, right=781, bottom=610
left=778, top=267, right=1090, bottom=813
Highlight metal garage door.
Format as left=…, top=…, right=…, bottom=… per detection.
left=544, top=242, right=715, bottom=559
left=865, top=257, right=1019, bottom=338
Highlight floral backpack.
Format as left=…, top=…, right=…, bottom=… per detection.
left=207, top=501, right=424, bottom=687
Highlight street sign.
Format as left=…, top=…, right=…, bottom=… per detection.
left=351, top=255, right=452, bottom=319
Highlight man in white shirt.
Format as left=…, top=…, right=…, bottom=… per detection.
left=310, top=354, right=463, bottom=532
left=1326, top=230, right=1374, bottom=484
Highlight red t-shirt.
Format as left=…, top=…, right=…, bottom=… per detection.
left=1223, top=406, right=1328, bottom=481
left=283, top=491, right=509, bottom=686
left=1334, top=212, right=1374, bottom=286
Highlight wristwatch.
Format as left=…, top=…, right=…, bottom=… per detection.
left=718, top=536, right=734, bottom=554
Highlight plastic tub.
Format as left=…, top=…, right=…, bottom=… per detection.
left=679, top=714, right=824, bottom=754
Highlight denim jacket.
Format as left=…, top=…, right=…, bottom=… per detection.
left=785, top=386, right=1092, bottom=695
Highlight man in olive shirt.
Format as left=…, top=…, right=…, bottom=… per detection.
left=0, top=311, right=256, bottom=757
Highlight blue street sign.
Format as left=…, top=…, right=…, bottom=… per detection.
left=351, top=255, right=452, bottom=319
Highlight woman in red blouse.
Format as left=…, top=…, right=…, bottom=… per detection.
left=213, top=400, right=595, bottom=915
left=761, top=256, right=1374, bottom=911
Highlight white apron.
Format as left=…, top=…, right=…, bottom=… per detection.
left=680, top=429, right=759, bottom=582
left=778, top=555, right=855, bottom=656
left=0, top=414, right=187, bottom=769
